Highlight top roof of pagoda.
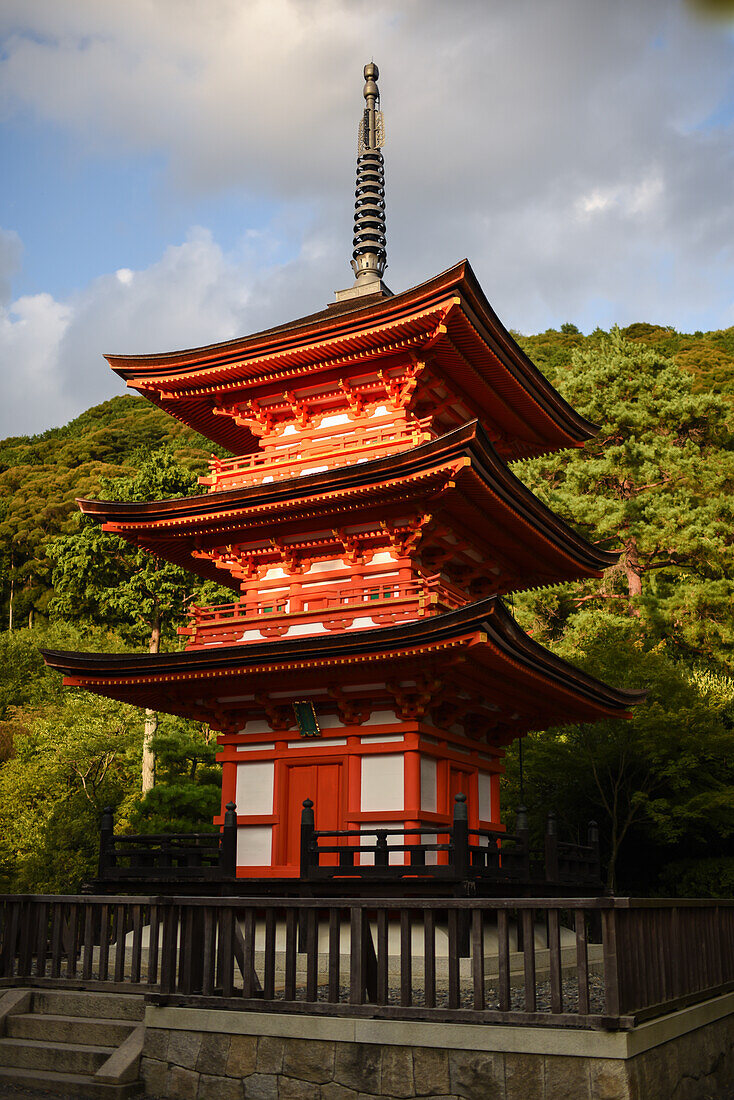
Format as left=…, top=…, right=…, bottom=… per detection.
left=106, top=259, right=597, bottom=458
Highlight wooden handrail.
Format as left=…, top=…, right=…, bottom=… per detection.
left=97, top=804, right=237, bottom=880
left=3, top=891, right=734, bottom=1030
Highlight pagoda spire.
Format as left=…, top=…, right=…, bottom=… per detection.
left=335, top=62, right=391, bottom=302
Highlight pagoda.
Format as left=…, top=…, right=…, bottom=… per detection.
left=44, top=64, right=641, bottom=881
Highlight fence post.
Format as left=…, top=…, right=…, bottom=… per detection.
left=545, top=811, right=559, bottom=883
left=300, top=799, right=316, bottom=880
left=98, top=806, right=114, bottom=877
left=452, top=794, right=470, bottom=879
left=601, top=906, right=621, bottom=1017
left=159, top=901, right=178, bottom=997
left=375, top=830, right=389, bottom=869
left=221, top=801, right=237, bottom=877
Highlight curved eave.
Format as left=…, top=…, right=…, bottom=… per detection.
left=105, top=260, right=597, bottom=455
left=75, top=422, right=618, bottom=592
left=104, top=262, right=475, bottom=377
left=41, top=598, right=645, bottom=727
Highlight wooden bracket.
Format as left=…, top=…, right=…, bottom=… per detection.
left=254, top=694, right=293, bottom=731
left=327, top=687, right=371, bottom=725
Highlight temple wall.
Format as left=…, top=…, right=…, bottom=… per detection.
left=217, top=719, right=503, bottom=875
left=141, top=993, right=734, bottom=1099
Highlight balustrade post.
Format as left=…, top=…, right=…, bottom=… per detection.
left=452, top=794, right=470, bottom=880
left=300, top=799, right=316, bottom=880
left=221, top=801, right=237, bottom=877
left=545, top=811, right=559, bottom=883
left=486, top=833, right=500, bottom=876
left=375, top=830, right=389, bottom=869
left=410, top=843, right=426, bottom=868
left=98, top=806, right=114, bottom=877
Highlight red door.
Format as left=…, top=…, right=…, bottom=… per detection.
left=282, top=763, right=343, bottom=870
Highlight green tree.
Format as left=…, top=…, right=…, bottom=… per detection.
left=0, top=394, right=219, bottom=631
left=0, top=694, right=142, bottom=892
left=513, top=329, right=734, bottom=669
left=129, top=715, right=221, bottom=833
left=502, top=614, right=734, bottom=891
left=48, top=448, right=209, bottom=792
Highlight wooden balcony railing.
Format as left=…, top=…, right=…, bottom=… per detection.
left=178, top=575, right=466, bottom=647
left=199, top=419, right=433, bottom=492
left=300, top=795, right=601, bottom=890
left=96, top=804, right=237, bottom=883
left=3, top=892, right=734, bottom=1030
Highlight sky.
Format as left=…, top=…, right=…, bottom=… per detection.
left=1, top=0, right=734, bottom=438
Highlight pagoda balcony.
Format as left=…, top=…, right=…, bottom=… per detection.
left=198, top=417, right=433, bottom=492
left=178, top=575, right=466, bottom=648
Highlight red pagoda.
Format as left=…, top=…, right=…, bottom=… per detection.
left=44, top=64, right=641, bottom=883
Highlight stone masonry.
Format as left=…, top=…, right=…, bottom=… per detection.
left=140, top=1010, right=734, bottom=1100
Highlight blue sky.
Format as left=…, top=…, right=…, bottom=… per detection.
left=1, top=0, right=734, bottom=436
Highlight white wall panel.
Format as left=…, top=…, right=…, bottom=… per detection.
left=360, top=754, right=404, bottom=812
left=420, top=756, right=438, bottom=812
left=236, top=826, right=272, bottom=866
left=235, top=761, right=274, bottom=815
left=478, top=771, right=493, bottom=821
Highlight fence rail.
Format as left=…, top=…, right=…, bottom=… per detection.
left=2, top=893, right=734, bottom=1031
left=97, top=803, right=237, bottom=882
left=300, top=795, right=601, bottom=889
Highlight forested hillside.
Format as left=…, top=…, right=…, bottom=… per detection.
left=1, top=322, right=733, bottom=895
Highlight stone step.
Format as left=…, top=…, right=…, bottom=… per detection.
left=0, top=1064, right=143, bottom=1098
left=31, top=989, right=145, bottom=1022
left=7, top=1011, right=135, bottom=1046
left=0, top=1036, right=114, bottom=1074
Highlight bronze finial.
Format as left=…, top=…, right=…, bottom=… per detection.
left=334, top=62, right=391, bottom=302
left=351, top=62, right=387, bottom=283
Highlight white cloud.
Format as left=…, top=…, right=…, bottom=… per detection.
left=0, top=291, right=72, bottom=436
left=0, top=224, right=341, bottom=436
left=575, top=175, right=664, bottom=220
left=1, top=0, right=734, bottom=436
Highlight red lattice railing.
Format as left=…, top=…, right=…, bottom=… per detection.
left=178, top=575, right=466, bottom=648
left=199, top=417, right=434, bottom=492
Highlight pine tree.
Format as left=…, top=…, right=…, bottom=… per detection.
left=48, top=448, right=221, bottom=792
left=513, top=328, right=734, bottom=669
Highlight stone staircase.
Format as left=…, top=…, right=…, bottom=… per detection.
left=0, top=988, right=145, bottom=1097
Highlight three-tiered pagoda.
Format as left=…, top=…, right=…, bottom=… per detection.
left=44, top=64, right=641, bottom=880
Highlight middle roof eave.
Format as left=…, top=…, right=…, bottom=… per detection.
left=76, top=422, right=619, bottom=578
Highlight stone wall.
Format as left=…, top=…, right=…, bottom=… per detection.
left=140, top=995, right=734, bottom=1100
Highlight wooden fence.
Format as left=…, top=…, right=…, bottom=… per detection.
left=97, top=803, right=237, bottom=882
left=2, top=894, right=734, bottom=1030
left=301, top=794, right=601, bottom=889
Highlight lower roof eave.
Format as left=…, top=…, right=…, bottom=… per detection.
left=42, top=597, right=645, bottom=723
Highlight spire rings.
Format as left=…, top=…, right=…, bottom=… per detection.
left=352, top=150, right=387, bottom=276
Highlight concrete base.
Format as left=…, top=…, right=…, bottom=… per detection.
left=142, top=991, right=734, bottom=1099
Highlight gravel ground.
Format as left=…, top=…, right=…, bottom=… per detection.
left=318, top=973, right=607, bottom=1014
